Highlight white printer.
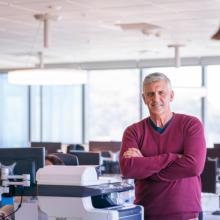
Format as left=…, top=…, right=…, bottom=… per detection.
left=36, top=165, right=143, bottom=220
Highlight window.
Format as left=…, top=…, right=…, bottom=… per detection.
left=0, top=74, right=28, bottom=147
left=31, top=85, right=83, bottom=143
left=0, top=64, right=215, bottom=148
left=87, top=69, right=140, bottom=141
left=206, top=65, right=220, bottom=147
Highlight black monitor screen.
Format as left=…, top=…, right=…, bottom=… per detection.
left=89, top=141, right=121, bottom=158
left=201, top=158, right=217, bottom=193
left=214, top=143, right=220, bottom=148
left=207, top=148, right=220, bottom=168
left=0, top=147, right=45, bottom=196
left=69, top=150, right=101, bottom=165
left=31, top=142, right=61, bottom=155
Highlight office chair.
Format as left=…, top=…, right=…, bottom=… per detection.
left=51, top=152, right=79, bottom=166
left=66, top=144, right=85, bottom=153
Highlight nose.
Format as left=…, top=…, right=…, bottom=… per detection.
left=152, top=92, right=160, bottom=102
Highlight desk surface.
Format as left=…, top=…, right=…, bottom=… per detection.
left=204, top=212, right=220, bottom=220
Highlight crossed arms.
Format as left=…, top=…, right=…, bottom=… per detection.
left=119, top=120, right=206, bottom=182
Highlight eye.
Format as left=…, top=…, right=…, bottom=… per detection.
left=159, top=91, right=166, bottom=96
left=147, top=92, right=154, bottom=97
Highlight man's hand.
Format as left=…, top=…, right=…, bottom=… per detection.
left=123, top=148, right=143, bottom=158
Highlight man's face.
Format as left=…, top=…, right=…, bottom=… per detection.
left=142, top=80, right=174, bottom=116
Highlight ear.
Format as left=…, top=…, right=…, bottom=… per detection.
left=170, top=90, right=174, bottom=102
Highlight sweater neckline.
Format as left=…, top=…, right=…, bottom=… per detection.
left=148, top=113, right=175, bottom=134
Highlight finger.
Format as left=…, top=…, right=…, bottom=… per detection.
left=128, top=148, right=138, bottom=151
left=123, top=151, right=135, bottom=157
left=123, top=150, right=141, bottom=158
left=128, top=148, right=143, bottom=156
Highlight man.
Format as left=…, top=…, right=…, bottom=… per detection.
left=119, top=72, right=206, bottom=220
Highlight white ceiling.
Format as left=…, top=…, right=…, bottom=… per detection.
left=0, top=0, right=220, bottom=69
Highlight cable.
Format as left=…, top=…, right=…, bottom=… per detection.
left=2, top=187, right=24, bottom=220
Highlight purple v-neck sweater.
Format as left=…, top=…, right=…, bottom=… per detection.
left=120, top=113, right=206, bottom=220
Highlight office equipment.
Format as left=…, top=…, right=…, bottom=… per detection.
left=214, top=143, right=220, bottom=148
left=31, top=141, right=61, bottom=155
left=89, top=141, right=121, bottom=174
left=207, top=147, right=220, bottom=158
left=37, top=166, right=143, bottom=220
left=102, top=161, right=120, bottom=174
left=89, top=141, right=121, bottom=154
left=201, top=158, right=217, bottom=193
left=68, top=150, right=101, bottom=165
left=0, top=147, right=45, bottom=197
left=0, top=165, right=30, bottom=200
left=207, top=148, right=220, bottom=169
left=201, top=153, right=220, bottom=216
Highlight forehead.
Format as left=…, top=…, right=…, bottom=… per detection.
left=143, top=80, right=169, bottom=91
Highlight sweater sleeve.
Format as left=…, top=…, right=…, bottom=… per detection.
left=150, top=117, right=206, bottom=182
left=119, top=125, right=179, bottom=179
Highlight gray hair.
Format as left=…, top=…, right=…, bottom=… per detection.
left=143, top=72, right=172, bottom=90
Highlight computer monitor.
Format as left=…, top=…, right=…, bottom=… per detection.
left=201, top=158, right=217, bottom=193
left=214, top=143, right=220, bottom=148
left=68, top=150, right=101, bottom=165
left=89, top=141, right=121, bottom=157
left=207, top=148, right=220, bottom=157
left=0, top=147, right=45, bottom=196
left=31, top=142, right=61, bottom=155
left=207, top=148, right=220, bottom=168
